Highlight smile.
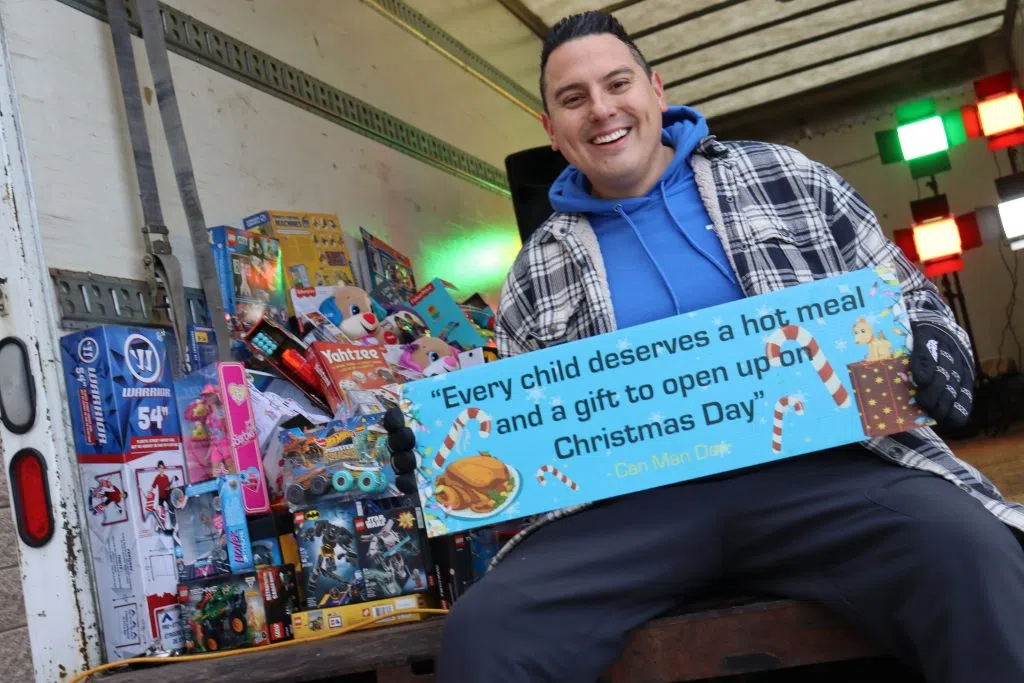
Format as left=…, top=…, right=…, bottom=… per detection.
left=591, top=128, right=630, bottom=145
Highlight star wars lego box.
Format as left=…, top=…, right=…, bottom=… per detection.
left=352, top=496, right=434, bottom=602
left=59, top=325, right=188, bottom=661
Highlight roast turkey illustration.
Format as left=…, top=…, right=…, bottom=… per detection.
left=427, top=407, right=515, bottom=515
left=434, top=452, right=512, bottom=513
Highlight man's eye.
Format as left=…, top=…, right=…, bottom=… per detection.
left=612, top=80, right=629, bottom=90
left=562, top=95, right=583, bottom=106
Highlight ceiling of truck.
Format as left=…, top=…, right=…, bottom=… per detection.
left=408, top=0, right=1008, bottom=125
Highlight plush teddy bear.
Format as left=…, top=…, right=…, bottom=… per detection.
left=319, top=282, right=398, bottom=345
left=399, top=335, right=460, bottom=374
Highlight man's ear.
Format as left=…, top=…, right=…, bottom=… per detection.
left=651, top=70, right=669, bottom=112
left=541, top=112, right=559, bottom=151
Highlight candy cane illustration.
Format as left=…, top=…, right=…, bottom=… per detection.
left=536, top=464, right=578, bottom=491
left=765, top=325, right=851, bottom=408
left=432, top=407, right=492, bottom=470
left=772, top=396, right=804, bottom=453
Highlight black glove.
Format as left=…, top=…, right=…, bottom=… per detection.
left=382, top=407, right=419, bottom=494
left=911, top=323, right=974, bottom=428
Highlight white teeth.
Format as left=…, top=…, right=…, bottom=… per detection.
left=592, top=128, right=629, bottom=144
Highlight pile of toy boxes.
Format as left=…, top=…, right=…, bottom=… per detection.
left=58, top=210, right=526, bottom=664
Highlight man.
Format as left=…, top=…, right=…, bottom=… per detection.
left=386, top=11, right=1024, bottom=682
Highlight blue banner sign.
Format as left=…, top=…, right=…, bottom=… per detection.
left=401, top=266, right=931, bottom=537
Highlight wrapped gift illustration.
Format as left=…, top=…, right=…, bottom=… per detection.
left=848, top=355, right=928, bottom=437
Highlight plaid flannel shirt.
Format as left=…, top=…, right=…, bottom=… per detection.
left=488, top=136, right=1024, bottom=568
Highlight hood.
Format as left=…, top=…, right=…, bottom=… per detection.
left=548, top=105, right=709, bottom=216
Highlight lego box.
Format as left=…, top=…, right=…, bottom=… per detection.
left=60, top=326, right=188, bottom=661
left=291, top=593, right=432, bottom=640
left=209, top=225, right=288, bottom=342
left=244, top=210, right=357, bottom=312
left=293, top=498, right=363, bottom=608
left=401, top=266, right=932, bottom=537
left=353, top=498, right=433, bottom=602
left=179, top=564, right=300, bottom=653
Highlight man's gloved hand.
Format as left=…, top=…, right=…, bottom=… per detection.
left=382, top=407, right=419, bottom=494
left=911, top=323, right=974, bottom=428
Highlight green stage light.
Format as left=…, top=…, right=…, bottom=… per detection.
left=897, top=116, right=947, bottom=160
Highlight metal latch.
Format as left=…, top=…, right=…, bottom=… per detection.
left=0, top=277, right=8, bottom=317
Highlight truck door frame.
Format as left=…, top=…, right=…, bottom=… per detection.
left=0, top=7, right=103, bottom=680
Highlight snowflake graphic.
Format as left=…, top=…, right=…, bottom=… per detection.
left=804, top=436, right=813, bottom=443
left=686, top=312, right=698, bottom=318
left=435, top=419, right=444, bottom=428
left=605, top=450, right=612, bottom=456
left=816, top=317, right=826, bottom=327
left=526, top=387, right=546, bottom=402
left=617, top=339, right=632, bottom=351
left=838, top=284, right=851, bottom=294
left=712, top=316, right=724, bottom=327
left=760, top=417, right=767, bottom=425
left=757, top=305, right=771, bottom=317
left=835, top=339, right=848, bottom=351
left=550, top=396, right=564, bottom=407
left=648, top=411, right=663, bottom=422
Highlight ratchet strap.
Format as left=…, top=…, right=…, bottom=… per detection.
left=104, top=0, right=232, bottom=373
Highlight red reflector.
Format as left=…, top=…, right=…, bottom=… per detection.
left=10, top=449, right=54, bottom=547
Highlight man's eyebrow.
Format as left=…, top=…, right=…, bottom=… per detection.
left=551, top=66, right=636, bottom=102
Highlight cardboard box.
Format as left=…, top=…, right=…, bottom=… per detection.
left=179, top=564, right=300, bottom=653
left=174, top=361, right=271, bottom=513
left=408, top=278, right=491, bottom=351
left=244, top=210, right=357, bottom=312
left=353, top=497, right=434, bottom=602
left=306, top=341, right=400, bottom=418
left=208, top=225, right=288, bottom=343
left=59, top=325, right=187, bottom=661
left=290, top=594, right=432, bottom=639
left=172, top=474, right=255, bottom=582
left=293, top=498, right=362, bottom=608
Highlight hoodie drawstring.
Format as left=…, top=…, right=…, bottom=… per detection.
left=613, top=183, right=740, bottom=316
left=659, top=183, right=739, bottom=286
left=614, top=202, right=684, bottom=315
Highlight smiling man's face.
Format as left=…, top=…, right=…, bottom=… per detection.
left=541, top=32, right=672, bottom=200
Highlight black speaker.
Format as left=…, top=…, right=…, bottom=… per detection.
left=505, top=145, right=569, bottom=244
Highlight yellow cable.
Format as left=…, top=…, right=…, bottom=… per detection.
left=69, top=607, right=450, bottom=683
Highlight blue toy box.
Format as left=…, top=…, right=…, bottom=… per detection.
left=172, top=474, right=255, bottom=582
left=59, top=325, right=188, bottom=660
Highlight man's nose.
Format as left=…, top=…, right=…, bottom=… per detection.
left=588, top=91, right=616, bottom=119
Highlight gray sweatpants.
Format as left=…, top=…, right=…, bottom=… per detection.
left=435, top=446, right=1024, bottom=683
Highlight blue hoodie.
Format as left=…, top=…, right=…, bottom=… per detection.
left=548, top=106, right=744, bottom=329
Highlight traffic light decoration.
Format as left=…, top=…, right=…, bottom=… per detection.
left=875, top=98, right=968, bottom=179
left=892, top=194, right=981, bottom=277
left=962, top=72, right=1024, bottom=151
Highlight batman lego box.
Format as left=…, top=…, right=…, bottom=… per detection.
left=292, top=498, right=363, bottom=609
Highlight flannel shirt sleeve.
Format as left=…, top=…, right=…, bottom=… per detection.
left=493, top=250, right=535, bottom=360
left=812, top=160, right=973, bottom=367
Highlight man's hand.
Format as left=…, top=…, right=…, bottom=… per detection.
left=911, top=324, right=974, bottom=428
left=382, top=407, right=419, bottom=494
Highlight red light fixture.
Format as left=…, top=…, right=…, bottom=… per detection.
left=893, top=195, right=982, bottom=277
left=9, top=449, right=54, bottom=547
left=962, top=72, right=1024, bottom=150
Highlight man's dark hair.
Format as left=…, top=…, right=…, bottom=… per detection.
left=539, top=11, right=651, bottom=110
